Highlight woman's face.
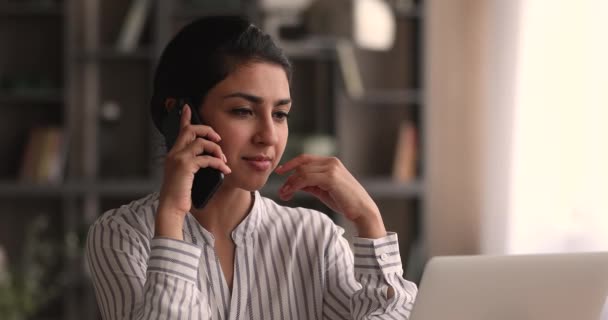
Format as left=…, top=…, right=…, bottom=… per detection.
left=200, top=62, right=291, bottom=191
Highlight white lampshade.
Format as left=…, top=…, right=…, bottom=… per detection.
left=259, top=0, right=314, bottom=11
left=354, top=0, right=396, bottom=51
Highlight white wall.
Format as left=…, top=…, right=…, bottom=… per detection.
left=426, top=0, right=608, bottom=256
left=508, top=0, right=608, bottom=253
left=478, top=1, right=521, bottom=254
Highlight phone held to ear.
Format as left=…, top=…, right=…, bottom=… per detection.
left=161, top=98, right=224, bottom=209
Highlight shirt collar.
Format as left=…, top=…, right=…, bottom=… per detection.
left=231, top=190, right=262, bottom=246
left=184, top=191, right=263, bottom=247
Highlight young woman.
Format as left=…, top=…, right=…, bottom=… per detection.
left=86, top=16, right=417, bottom=320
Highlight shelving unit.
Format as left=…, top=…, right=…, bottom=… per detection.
left=333, top=1, right=426, bottom=282
left=0, top=1, right=68, bottom=319
left=0, top=0, right=425, bottom=318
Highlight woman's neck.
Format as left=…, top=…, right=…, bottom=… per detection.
left=190, top=186, right=254, bottom=240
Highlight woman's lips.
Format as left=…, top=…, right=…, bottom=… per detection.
left=243, top=156, right=272, bottom=172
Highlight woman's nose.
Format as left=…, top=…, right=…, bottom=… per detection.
left=253, top=115, right=278, bottom=145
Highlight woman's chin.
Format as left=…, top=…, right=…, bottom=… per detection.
left=225, top=174, right=269, bottom=192
left=244, top=179, right=269, bottom=192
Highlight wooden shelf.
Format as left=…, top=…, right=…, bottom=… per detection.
left=0, top=178, right=422, bottom=198
left=0, top=179, right=160, bottom=197
left=0, top=3, right=63, bottom=17
left=262, top=177, right=423, bottom=199
left=0, top=178, right=421, bottom=201
left=261, top=180, right=308, bottom=199
left=361, top=177, right=423, bottom=198
left=0, top=91, right=63, bottom=104
left=93, top=179, right=160, bottom=196
left=280, top=38, right=338, bottom=60
left=351, top=89, right=423, bottom=105
left=73, top=47, right=154, bottom=61
left=172, top=5, right=243, bottom=20
left=0, top=181, right=71, bottom=196
left=396, top=5, right=424, bottom=19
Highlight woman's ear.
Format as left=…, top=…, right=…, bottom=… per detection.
left=164, top=98, right=177, bottom=112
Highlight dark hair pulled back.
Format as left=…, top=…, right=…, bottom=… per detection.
left=150, top=15, right=292, bottom=135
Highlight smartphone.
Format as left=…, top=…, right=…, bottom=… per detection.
left=161, top=98, right=224, bottom=209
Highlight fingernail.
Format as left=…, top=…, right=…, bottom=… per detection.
left=222, top=154, right=227, bottom=162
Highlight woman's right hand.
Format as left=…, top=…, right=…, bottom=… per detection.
left=156, top=104, right=231, bottom=239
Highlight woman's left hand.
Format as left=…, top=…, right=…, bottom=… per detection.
left=275, top=154, right=387, bottom=238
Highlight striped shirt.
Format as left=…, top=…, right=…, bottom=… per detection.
left=85, top=191, right=417, bottom=319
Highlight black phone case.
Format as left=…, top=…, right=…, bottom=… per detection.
left=161, top=98, right=224, bottom=209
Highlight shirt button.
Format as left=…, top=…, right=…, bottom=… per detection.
left=380, top=253, right=389, bottom=261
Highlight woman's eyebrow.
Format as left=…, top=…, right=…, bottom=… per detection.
left=223, top=92, right=291, bottom=106
left=275, top=98, right=291, bottom=107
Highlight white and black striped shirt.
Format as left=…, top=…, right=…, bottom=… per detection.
left=86, top=191, right=417, bottom=319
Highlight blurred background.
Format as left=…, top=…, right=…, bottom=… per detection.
left=0, top=0, right=606, bottom=319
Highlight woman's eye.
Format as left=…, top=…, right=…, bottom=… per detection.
left=231, top=108, right=253, bottom=117
left=273, top=111, right=290, bottom=121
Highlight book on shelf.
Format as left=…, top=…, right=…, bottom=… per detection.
left=336, top=40, right=364, bottom=99
left=19, top=126, right=67, bottom=184
left=115, top=0, right=153, bottom=52
left=392, top=120, right=418, bottom=183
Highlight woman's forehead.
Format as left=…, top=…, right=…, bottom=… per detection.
left=216, top=62, right=290, bottom=93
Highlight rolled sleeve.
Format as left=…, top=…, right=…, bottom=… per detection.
left=353, top=232, right=403, bottom=275
left=147, top=237, right=202, bottom=284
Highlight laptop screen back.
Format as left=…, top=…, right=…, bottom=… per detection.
left=410, top=252, right=608, bottom=320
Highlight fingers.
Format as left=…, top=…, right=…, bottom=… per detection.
left=177, top=138, right=230, bottom=174
left=173, top=105, right=222, bottom=152
left=186, top=137, right=226, bottom=162
left=279, top=171, right=329, bottom=198
left=278, top=161, right=327, bottom=190
left=275, top=154, right=342, bottom=174
left=276, top=155, right=337, bottom=192
left=179, top=103, right=192, bottom=130
left=194, top=155, right=232, bottom=175
left=279, top=172, right=329, bottom=201
left=275, top=154, right=321, bottom=174
left=276, top=156, right=345, bottom=200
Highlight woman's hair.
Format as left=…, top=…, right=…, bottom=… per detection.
left=150, top=15, right=292, bottom=134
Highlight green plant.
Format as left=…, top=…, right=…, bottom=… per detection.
left=0, top=215, right=63, bottom=320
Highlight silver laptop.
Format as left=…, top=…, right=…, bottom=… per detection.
left=410, top=252, right=608, bottom=320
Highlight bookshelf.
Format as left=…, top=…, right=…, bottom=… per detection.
left=333, top=1, right=426, bottom=282
left=0, top=0, right=425, bottom=318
